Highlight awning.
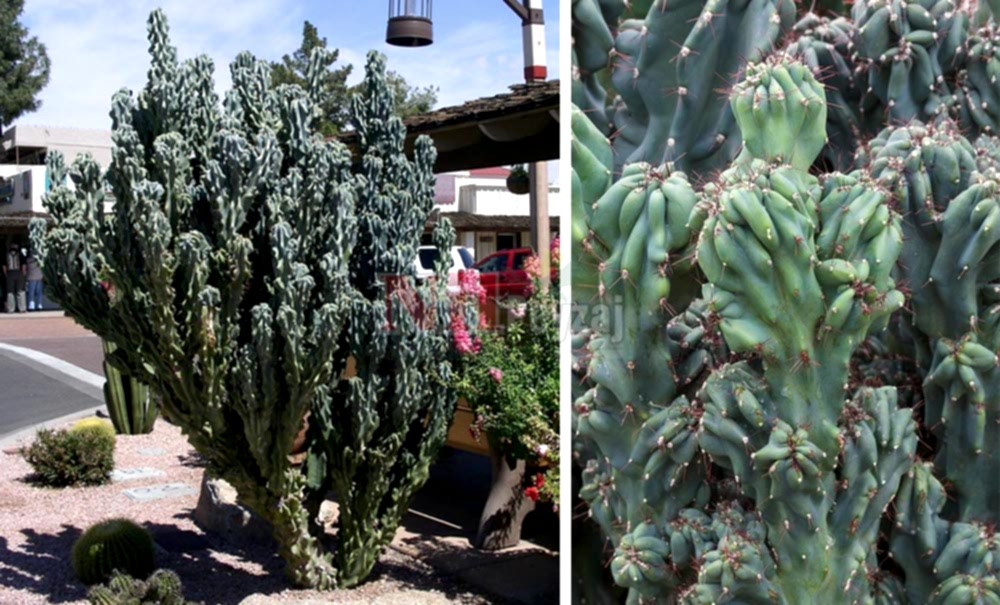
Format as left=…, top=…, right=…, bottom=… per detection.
left=438, top=211, right=560, bottom=232
left=0, top=212, right=47, bottom=234
left=340, top=80, right=559, bottom=173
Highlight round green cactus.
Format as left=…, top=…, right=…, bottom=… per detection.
left=70, top=418, right=118, bottom=444
left=72, top=519, right=156, bottom=586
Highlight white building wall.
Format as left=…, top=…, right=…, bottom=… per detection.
left=457, top=184, right=562, bottom=216
left=3, top=125, right=112, bottom=168
left=0, top=126, right=114, bottom=216
left=0, top=166, right=46, bottom=214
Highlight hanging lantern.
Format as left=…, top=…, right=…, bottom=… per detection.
left=387, top=0, right=433, bottom=47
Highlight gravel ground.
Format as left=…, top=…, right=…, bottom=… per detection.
left=0, top=419, right=501, bottom=605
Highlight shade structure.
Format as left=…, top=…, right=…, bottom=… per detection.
left=387, top=0, right=433, bottom=47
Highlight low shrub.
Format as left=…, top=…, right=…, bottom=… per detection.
left=22, top=427, right=115, bottom=487
left=87, top=569, right=200, bottom=605
left=72, top=519, right=156, bottom=586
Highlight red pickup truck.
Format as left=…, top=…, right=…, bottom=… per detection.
left=468, top=247, right=557, bottom=301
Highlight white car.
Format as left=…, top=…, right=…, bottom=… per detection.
left=414, top=246, right=475, bottom=293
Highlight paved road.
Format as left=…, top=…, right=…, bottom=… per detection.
left=0, top=313, right=105, bottom=442
left=0, top=347, right=103, bottom=442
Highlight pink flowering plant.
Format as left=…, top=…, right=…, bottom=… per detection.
left=456, top=242, right=560, bottom=506
left=450, top=266, right=485, bottom=355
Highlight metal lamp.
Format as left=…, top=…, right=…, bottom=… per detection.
left=386, top=0, right=433, bottom=47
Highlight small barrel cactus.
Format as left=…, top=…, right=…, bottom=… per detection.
left=70, top=418, right=118, bottom=444
left=72, top=519, right=156, bottom=586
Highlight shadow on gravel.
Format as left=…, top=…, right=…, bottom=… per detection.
left=175, top=451, right=208, bottom=469
left=156, top=511, right=508, bottom=605
left=0, top=525, right=85, bottom=603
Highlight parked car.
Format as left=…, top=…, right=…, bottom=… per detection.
left=413, top=246, right=475, bottom=293
left=467, top=247, right=557, bottom=301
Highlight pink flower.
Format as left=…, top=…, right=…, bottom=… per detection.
left=459, top=270, right=487, bottom=304
left=524, top=486, right=540, bottom=502
left=451, top=311, right=480, bottom=355
left=523, top=254, right=542, bottom=281
left=535, top=444, right=549, bottom=458
left=488, top=367, right=503, bottom=383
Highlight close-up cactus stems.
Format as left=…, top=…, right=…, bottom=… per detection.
left=572, top=0, right=1000, bottom=603
left=30, top=10, right=472, bottom=590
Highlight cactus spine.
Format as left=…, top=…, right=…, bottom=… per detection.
left=31, top=10, right=469, bottom=590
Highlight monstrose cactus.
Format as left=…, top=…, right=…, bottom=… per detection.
left=32, top=10, right=471, bottom=590
left=572, top=8, right=1000, bottom=598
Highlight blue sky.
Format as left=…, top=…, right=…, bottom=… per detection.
left=14, top=0, right=561, bottom=130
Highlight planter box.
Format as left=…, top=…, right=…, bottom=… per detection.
left=446, top=398, right=491, bottom=457
left=343, top=357, right=491, bottom=457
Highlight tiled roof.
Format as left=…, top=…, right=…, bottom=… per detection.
left=400, top=81, right=558, bottom=133
left=438, top=212, right=560, bottom=231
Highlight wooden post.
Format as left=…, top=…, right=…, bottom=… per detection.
left=529, top=161, right=550, bottom=291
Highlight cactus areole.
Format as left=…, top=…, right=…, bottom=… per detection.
left=31, top=10, right=473, bottom=590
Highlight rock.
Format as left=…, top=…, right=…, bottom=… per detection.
left=192, top=474, right=272, bottom=544
left=318, top=500, right=339, bottom=526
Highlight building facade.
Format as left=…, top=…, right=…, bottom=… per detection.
left=433, top=166, right=561, bottom=262
left=0, top=126, right=114, bottom=310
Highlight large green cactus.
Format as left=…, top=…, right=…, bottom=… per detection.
left=572, top=47, right=1000, bottom=603
left=31, top=10, right=467, bottom=590
left=101, top=339, right=157, bottom=434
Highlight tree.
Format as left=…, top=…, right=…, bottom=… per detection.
left=0, top=0, right=50, bottom=131
left=273, top=22, right=438, bottom=136
left=384, top=70, right=438, bottom=118
left=270, top=20, right=351, bottom=137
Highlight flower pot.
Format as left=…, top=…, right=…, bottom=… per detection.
left=446, top=398, right=492, bottom=456
left=473, top=449, right=536, bottom=550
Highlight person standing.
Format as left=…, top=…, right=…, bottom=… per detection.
left=25, top=251, right=43, bottom=311
left=3, top=243, right=26, bottom=313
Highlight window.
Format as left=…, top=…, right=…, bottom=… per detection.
left=456, top=248, right=474, bottom=269
left=476, top=254, right=507, bottom=273
left=512, top=252, right=530, bottom=270
left=496, top=233, right=516, bottom=250
left=417, top=248, right=439, bottom=271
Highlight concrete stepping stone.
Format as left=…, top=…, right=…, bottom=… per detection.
left=137, top=447, right=167, bottom=457
left=111, top=467, right=166, bottom=482
left=123, top=482, right=196, bottom=502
